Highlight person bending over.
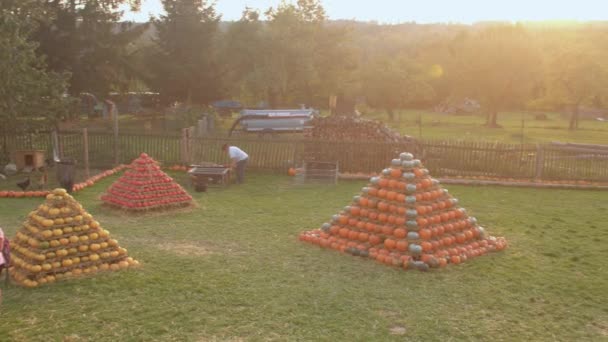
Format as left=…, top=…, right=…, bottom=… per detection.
left=222, top=144, right=249, bottom=184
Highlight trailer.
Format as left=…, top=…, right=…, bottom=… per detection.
left=228, top=109, right=318, bottom=137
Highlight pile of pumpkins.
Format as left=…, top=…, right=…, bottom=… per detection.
left=300, top=152, right=507, bottom=271
left=0, top=165, right=127, bottom=198
left=101, top=153, right=193, bottom=211
left=9, top=188, right=139, bottom=287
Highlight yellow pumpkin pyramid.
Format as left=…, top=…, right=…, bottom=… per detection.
left=300, top=151, right=507, bottom=271
left=9, top=188, right=139, bottom=287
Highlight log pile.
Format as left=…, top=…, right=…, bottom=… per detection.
left=305, top=116, right=411, bottom=143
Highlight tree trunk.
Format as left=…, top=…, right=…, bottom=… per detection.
left=569, top=103, right=580, bottom=130
left=485, top=109, right=500, bottom=128
left=186, top=88, right=192, bottom=106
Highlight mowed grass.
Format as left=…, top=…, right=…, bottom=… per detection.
left=0, top=172, right=607, bottom=341
left=365, top=110, right=608, bottom=144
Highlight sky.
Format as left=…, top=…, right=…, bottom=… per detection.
left=121, top=0, right=608, bottom=23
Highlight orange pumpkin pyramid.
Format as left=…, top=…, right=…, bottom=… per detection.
left=299, top=151, right=507, bottom=271
left=101, top=153, right=193, bottom=211
left=9, top=188, right=139, bottom=287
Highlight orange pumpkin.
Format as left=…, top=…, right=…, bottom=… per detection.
left=358, top=232, right=369, bottom=242
left=381, top=225, right=394, bottom=235
left=359, top=197, right=369, bottom=207
left=369, top=234, right=382, bottom=246
left=394, top=228, right=407, bottom=239
left=384, top=238, right=397, bottom=250
left=419, top=229, right=432, bottom=240
left=395, top=240, right=408, bottom=252
left=339, top=228, right=350, bottom=238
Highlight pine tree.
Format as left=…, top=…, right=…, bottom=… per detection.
left=31, top=1, right=145, bottom=97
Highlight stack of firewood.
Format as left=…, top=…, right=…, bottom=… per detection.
left=305, top=116, right=411, bottom=143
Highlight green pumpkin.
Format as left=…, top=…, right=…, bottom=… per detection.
left=409, top=244, right=423, bottom=255
left=401, top=160, right=415, bottom=169
left=406, top=184, right=417, bottom=193
left=402, top=172, right=415, bottom=180
left=400, top=152, right=414, bottom=161
left=415, top=261, right=429, bottom=272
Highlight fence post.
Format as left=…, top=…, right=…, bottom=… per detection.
left=180, top=128, right=193, bottom=164
left=113, top=109, right=119, bottom=166
left=51, top=130, right=62, bottom=160
left=83, top=128, right=90, bottom=178
left=535, top=143, right=544, bottom=181
left=187, top=126, right=195, bottom=164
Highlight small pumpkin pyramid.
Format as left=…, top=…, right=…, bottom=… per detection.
left=101, top=153, right=193, bottom=211
left=300, top=152, right=507, bottom=271
left=9, top=188, right=138, bottom=287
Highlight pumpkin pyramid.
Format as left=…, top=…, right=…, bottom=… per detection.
left=101, top=153, right=193, bottom=211
left=300, top=152, right=507, bottom=271
left=9, top=188, right=139, bottom=287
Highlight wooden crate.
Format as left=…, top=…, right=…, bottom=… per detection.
left=295, top=160, right=339, bottom=184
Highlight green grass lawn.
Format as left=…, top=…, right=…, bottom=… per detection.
left=1, top=172, right=607, bottom=341
left=365, top=110, right=608, bottom=144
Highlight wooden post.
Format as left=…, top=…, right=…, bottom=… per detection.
left=180, top=128, right=191, bottom=164
left=187, top=126, right=195, bottom=164
left=113, top=107, right=119, bottom=166
left=83, top=128, right=90, bottom=178
left=51, top=130, right=62, bottom=160
left=535, top=144, right=544, bottom=181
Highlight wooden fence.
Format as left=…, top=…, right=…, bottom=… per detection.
left=2, top=131, right=608, bottom=182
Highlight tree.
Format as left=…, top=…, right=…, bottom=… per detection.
left=28, top=0, right=144, bottom=97
left=361, top=56, right=435, bottom=121
left=448, top=25, right=541, bottom=127
left=221, top=1, right=355, bottom=109
left=547, top=49, right=608, bottom=130
left=0, top=10, right=73, bottom=158
left=262, top=0, right=326, bottom=107
left=220, top=7, right=268, bottom=105
left=148, top=0, right=221, bottom=105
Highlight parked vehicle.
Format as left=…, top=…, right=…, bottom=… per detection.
left=228, top=109, right=318, bottom=137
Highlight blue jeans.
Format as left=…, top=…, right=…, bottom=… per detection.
left=236, top=158, right=248, bottom=184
